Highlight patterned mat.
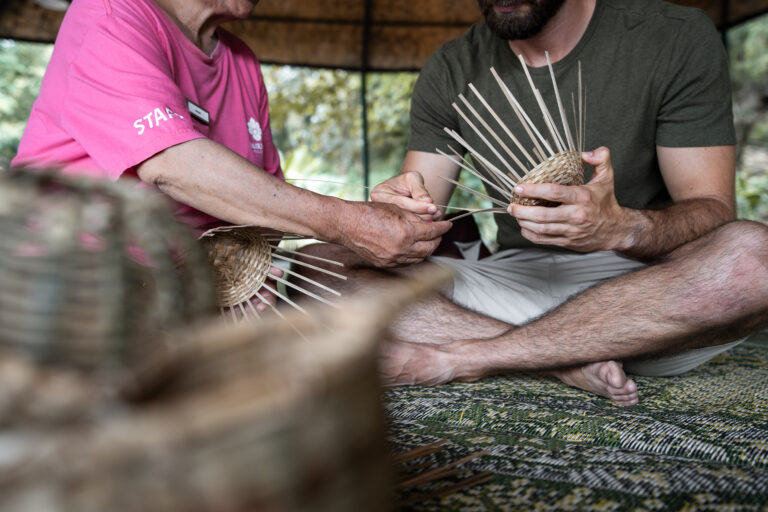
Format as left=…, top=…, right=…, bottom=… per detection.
left=385, top=342, right=768, bottom=511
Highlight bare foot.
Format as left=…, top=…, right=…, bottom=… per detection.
left=552, top=361, right=639, bottom=406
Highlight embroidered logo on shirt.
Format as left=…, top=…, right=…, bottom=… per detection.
left=134, top=107, right=184, bottom=136
left=248, top=117, right=263, bottom=153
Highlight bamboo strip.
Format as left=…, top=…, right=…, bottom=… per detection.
left=260, top=282, right=308, bottom=315
left=443, top=128, right=518, bottom=192
left=271, top=245, right=345, bottom=267
left=534, top=88, right=566, bottom=153
left=447, top=208, right=507, bottom=222
left=392, top=440, right=449, bottom=464
left=452, top=100, right=523, bottom=182
left=271, top=253, right=346, bottom=281
left=457, top=94, right=525, bottom=180
left=545, top=51, right=575, bottom=151
left=439, top=177, right=509, bottom=208
left=436, top=149, right=513, bottom=199
left=516, top=55, right=563, bottom=155
left=396, top=450, right=489, bottom=489
left=277, top=266, right=343, bottom=297
left=253, top=289, right=309, bottom=341
left=579, top=61, right=584, bottom=152
left=473, top=157, right=518, bottom=191
left=272, top=274, right=340, bottom=309
left=468, top=83, right=538, bottom=167
left=582, top=87, right=587, bottom=152
left=245, top=297, right=262, bottom=320
left=447, top=144, right=508, bottom=192
left=571, top=93, right=580, bottom=153
left=490, top=66, right=552, bottom=158
left=397, top=471, right=495, bottom=506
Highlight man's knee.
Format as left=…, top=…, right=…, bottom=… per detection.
left=712, top=220, right=768, bottom=280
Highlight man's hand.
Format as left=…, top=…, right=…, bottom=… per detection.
left=339, top=202, right=452, bottom=267
left=370, top=171, right=443, bottom=221
left=508, top=147, right=634, bottom=252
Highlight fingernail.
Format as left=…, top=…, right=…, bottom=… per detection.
left=507, top=206, right=513, bottom=214
left=583, top=151, right=593, bottom=158
left=427, top=205, right=437, bottom=213
left=514, top=185, right=523, bottom=194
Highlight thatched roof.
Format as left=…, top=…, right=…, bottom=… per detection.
left=2, top=0, right=767, bottom=70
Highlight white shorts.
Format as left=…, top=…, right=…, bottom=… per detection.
left=431, top=243, right=744, bottom=377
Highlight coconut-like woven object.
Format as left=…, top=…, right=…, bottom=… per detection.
left=440, top=52, right=586, bottom=214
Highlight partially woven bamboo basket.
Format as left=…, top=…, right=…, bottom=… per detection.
left=440, top=52, right=587, bottom=213
left=199, top=225, right=346, bottom=323
left=510, top=150, right=584, bottom=206
left=200, top=225, right=273, bottom=308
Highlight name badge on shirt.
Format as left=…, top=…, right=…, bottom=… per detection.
left=186, top=99, right=210, bottom=125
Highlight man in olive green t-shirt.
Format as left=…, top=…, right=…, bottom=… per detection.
left=302, top=0, right=768, bottom=405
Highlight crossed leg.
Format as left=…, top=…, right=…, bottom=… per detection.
left=291, top=220, right=768, bottom=406
left=291, top=246, right=639, bottom=405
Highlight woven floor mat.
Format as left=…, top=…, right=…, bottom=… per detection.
left=386, top=343, right=768, bottom=510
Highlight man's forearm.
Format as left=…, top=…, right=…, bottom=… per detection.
left=616, top=197, right=734, bottom=261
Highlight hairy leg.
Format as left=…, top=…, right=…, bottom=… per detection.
left=424, top=221, right=768, bottom=380
left=293, top=243, right=640, bottom=405
left=291, top=243, right=509, bottom=343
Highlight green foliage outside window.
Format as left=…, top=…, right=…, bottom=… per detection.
left=0, top=40, right=52, bottom=165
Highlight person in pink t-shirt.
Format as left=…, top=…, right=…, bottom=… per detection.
left=13, top=0, right=451, bottom=309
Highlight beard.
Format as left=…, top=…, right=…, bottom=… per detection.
left=477, top=0, right=567, bottom=40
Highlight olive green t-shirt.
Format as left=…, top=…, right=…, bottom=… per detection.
left=408, top=0, right=735, bottom=251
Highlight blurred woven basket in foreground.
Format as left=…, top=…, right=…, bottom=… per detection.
left=0, top=265, right=452, bottom=512
left=0, top=171, right=217, bottom=377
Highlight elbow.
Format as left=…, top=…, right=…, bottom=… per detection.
left=136, top=158, right=177, bottom=196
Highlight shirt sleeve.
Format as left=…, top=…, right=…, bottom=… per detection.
left=61, top=17, right=204, bottom=180
left=407, top=50, right=461, bottom=155
left=655, top=10, right=735, bottom=147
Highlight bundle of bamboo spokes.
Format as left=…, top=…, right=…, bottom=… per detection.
left=442, top=52, right=586, bottom=215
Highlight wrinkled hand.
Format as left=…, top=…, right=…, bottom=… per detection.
left=378, top=339, right=486, bottom=386
left=508, top=147, right=633, bottom=252
left=370, top=171, right=443, bottom=221
left=340, top=202, right=452, bottom=267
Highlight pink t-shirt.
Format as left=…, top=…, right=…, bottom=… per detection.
left=12, top=0, right=283, bottom=232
